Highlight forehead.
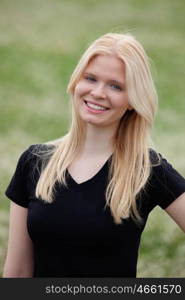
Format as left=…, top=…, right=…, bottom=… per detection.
left=84, top=54, right=125, bottom=79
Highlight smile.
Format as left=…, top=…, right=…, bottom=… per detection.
left=84, top=100, right=109, bottom=111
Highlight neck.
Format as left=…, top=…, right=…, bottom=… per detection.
left=81, top=123, right=117, bottom=157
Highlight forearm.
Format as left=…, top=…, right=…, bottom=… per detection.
left=3, top=259, right=34, bottom=278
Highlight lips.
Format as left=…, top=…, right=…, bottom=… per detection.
left=84, top=100, right=109, bottom=110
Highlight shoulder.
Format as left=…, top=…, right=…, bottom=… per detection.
left=149, top=148, right=179, bottom=175
left=148, top=148, right=185, bottom=196
left=149, top=148, right=174, bottom=173
left=16, top=143, right=56, bottom=174
left=28, top=142, right=56, bottom=154
left=139, top=148, right=185, bottom=212
left=149, top=148, right=175, bottom=179
left=22, top=143, right=56, bottom=160
left=149, top=148, right=161, bottom=166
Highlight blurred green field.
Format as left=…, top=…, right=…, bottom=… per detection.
left=0, top=0, right=185, bottom=277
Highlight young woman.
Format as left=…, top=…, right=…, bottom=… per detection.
left=3, top=33, right=185, bottom=278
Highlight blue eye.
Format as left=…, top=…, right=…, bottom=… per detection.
left=110, top=84, right=122, bottom=91
left=85, top=76, right=96, bottom=82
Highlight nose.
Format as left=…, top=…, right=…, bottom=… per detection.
left=90, top=83, right=106, bottom=99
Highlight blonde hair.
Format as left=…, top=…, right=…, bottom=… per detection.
left=35, top=33, right=159, bottom=224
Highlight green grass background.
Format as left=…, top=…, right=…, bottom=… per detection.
left=0, top=0, right=185, bottom=277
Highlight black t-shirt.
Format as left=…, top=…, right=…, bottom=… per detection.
left=5, top=144, right=185, bottom=277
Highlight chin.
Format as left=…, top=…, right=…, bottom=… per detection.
left=83, top=117, right=102, bottom=126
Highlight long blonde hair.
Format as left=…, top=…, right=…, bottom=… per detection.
left=35, top=33, right=159, bottom=224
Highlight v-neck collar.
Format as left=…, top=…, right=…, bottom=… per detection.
left=66, top=155, right=112, bottom=191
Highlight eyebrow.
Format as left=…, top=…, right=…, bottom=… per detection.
left=84, top=72, right=125, bottom=87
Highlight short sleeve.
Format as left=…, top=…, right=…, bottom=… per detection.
left=150, top=152, right=185, bottom=209
left=5, top=145, right=36, bottom=208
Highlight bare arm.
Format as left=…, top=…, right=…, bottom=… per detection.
left=165, top=192, right=185, bottom=233
left=3, top=202, right=34, bottom=277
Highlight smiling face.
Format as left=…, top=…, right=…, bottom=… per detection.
left=73, top=54, right=132, bottom=130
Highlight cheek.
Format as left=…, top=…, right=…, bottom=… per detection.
left=112, top=94, right=129, bottom=110
left=74, top=82, right=88, bottom=98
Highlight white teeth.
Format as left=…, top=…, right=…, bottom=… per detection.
left=86, top=101, right=107, bottom=111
